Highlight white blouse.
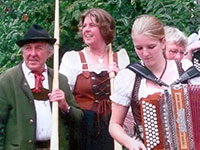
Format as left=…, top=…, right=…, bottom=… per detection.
left=59, top=47, right=130, bottom=91
left=110, top=59, right=200, bottom=107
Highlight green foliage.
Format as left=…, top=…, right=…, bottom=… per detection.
left=0, top=0, right=200, bottom=73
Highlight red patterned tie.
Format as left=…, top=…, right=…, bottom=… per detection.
left=32, top=71, right=45, bottom=93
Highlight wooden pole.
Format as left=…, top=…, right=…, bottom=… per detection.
left=108, top=44, right=123, bottom=150
left=50, top=0, right=59, bottom=149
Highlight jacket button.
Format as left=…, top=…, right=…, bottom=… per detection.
left=28, top=139, right=32, bottom=143
left=29, top=119, right=34, bottom=123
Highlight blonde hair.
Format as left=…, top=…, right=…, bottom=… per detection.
left=79, top=8, right=115, bottom=45
left=131, top=15, right=165, bottom=41
left=164, top=26, right=188, bottom=48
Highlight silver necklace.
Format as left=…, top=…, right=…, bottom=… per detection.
left=88, top=47, right=108, bottom=69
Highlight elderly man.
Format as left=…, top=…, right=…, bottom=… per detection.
left=0, top=24, right=83, bottom=150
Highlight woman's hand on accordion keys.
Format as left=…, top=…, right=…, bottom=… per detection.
left=129, top=137, right=147, bottom=150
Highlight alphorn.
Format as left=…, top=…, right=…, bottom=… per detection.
left=50, top=0, right=59, bottom=149
left=108, top=44, right=123, bottom=150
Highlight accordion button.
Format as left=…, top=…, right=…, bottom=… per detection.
left=156, top=132, right=159, bottom=136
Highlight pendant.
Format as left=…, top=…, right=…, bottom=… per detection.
left=98, top=57, right=103, bottom=64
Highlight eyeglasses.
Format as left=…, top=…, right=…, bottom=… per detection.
left=167, top=50, right=187, bottom=56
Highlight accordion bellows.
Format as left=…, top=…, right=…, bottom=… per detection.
left=140, top=84, right=200, bottom=150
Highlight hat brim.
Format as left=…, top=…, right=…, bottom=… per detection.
left=16, top=37, right=56, bottom=47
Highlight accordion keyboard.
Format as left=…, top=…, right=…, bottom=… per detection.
left=141, top=101, right=160, bottom=149
left=193, top=58, right=200, bottom=71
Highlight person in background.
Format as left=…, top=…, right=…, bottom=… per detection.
left=164, top=25, right=188, bottom=61
left=0, top=24, right=83, bottom=150
left=184, top=29, right=200, bottom=61
left=60, top=8, right=129, bottom=150
left=109, top=15, right=200, bottom=150
left=165, top=26, right=200, bottom=64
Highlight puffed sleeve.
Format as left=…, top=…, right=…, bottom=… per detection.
left=117, top=48, right=130, bottom=69
left=110, top=68, right=136, bottom=106
left=59, top=51, right=82, bottom=91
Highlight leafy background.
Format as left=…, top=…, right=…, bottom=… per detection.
left=0, top=0, right=200, bottom=73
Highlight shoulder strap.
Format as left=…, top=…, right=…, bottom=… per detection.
left=175, top=61, right=184, bottom=76
left=113, top=51, right=118, bottom=66
left=131, top=75, right=142, bottom=122
left=127, top=62, right=169, bottom=87
left=130, top=75, right=144, bottom=141
left=172, top=63, right=200, bottom=85
left=79, top=51, right=90, bottom=78
left=79, top=51, right=88, bottom=70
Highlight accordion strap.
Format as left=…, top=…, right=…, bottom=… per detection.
left=172, top=62, right=200, bottom=85
left=127, top=62, right=169, bottom=87
left=176, top=61, right=184, bottom=76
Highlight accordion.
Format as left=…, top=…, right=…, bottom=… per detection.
left=192, top=49, right=200, bottom=72
left=140, top=84, right=200, bottom=150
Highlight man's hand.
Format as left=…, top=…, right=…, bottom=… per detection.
left=48, top=89, right=70, bottom=112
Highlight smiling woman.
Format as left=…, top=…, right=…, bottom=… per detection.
left=59, top=8, right=130, bottom=150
